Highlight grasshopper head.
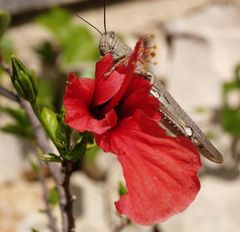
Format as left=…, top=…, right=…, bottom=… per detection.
left=99, top=31, right=132, bottom=61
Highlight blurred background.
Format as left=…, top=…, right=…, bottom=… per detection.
left=0, top=0, right=240, bottom=231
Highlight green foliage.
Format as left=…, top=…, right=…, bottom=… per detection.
left=62, top=132, right=94, bottom=161
left=84, top=144, right=99, bottom=164
left=222, top=82, right=240, bottom=100
left=2, top=107, right=28, bottom=124
left=118, top=182, right=127, bottom=196
left=0, top=12, right=13, bottom=75
left=35, top=41, right=58, bottom=65
left=0, top=11, right=10, bottom=39
left=0, top=8, right=101, bottom=172
left=63, top=138, right=87, bottom=161
left=31, top=229, right=39, bottom=232
left=41, top=107, right=67, bottom=149
left=234, top=64, right=240, bottom=82
left=0, top=107, right=33, bottom=138
left=194, top=106, right=209, bottom=114
left=1, top=124, right=30, bottom=138
left=0, top=36, right=13, bottom=64
left=38, top=153, right=62, bottom=162
left=37, top=79, right=55, bottom=110
left=29, top=159, right=40, bottom=175
left=221, top=108, right=240, bottom=137
left=58, top=109, right=72, bottom=144
left=48, top=186, right=60, bottom=205
left=36, top=7, right=99, bottom=69
left=204, top=130, right=216, bottom=140
left=34, top=41, right=65, bottom=111
left=220, top=64, right=240, bottom=137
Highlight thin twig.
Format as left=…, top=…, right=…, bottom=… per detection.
left=21, top=99, right=67, bottom=231
left=19, top=99, right=62, bottom=180
left=0, top=72, right=64, bottom=232
left=0, top=62, right=62, bottom=184
left=38, top=161, right=58, bottom=232
left=0, top=86, right=19, bottom=102
left=0, top=59, right=12, bottom=76
left=0, top=60, right=76, bottom=232
left=0, top=87, right=59, bottom=232
left=61, top=160, right=75, bottom=232
left=20, top=97, right=66, bottom=231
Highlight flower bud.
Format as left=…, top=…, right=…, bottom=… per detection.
left=11, top=56, right=38, bottom=102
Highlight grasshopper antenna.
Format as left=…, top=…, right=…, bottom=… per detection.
left=75, top=14, right=103, bottom=35
left=103, top=0, right=107, bottom=34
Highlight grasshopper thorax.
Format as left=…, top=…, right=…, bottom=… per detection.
left=99, top=31, right=132, bottom=62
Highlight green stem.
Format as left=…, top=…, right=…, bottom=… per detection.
left=31, top=100, right=77, bottom=231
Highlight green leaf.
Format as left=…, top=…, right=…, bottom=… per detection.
left=60, top=26, right=99, bottom=67
left=234, top=64, right=240, bottom=82
left=48, top=186, right=60, bottom=205
left=36, top=7, right=72, bottom=41
left=63, top=139, right=87, bottom=161
left=222, top=81, right=240, bottom=97
left=84, top=144, right=99, bottom=164
left=37, top=79, right=55, bottom=110
left=41, top=107, right=66, bottom=148
left=57, top=108, right=72, bottom=141
left=204, top=130, right=216, bottom=140
left=35, top=7, right=98, bottom=68
left=35, top=41, right=58, bottom=65
left=220, top=108, right=240, bottom=137
left=38, top=153, right=62, bottom=162
left=118, top=182, right=127, bottom=196
left=0, top=36, right=13, bottom=65
left=1, top=107, right=29, bottom=124
left=29, top=160, right=40, bottom=175
left=31, top=229, right=39, bottom=232
left=194, top=106, right=209, bottom=114
left=1, top=124, right=32, bottom=138
left=0, top=11, right=10, bottom=38
left=0, top=107, right=33, bottom=138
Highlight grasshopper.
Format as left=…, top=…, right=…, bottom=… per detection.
left=76, top=1, right=223, bottom=164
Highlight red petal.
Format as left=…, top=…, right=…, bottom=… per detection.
left=94, top=53, right=125, bottom=106
left=96, top=110, right=201, bottom=225
left=100, top=39, right=145, bottom=115
left=125, top=74, right=152, bottom=97
left=95, top=53, right=114, bottom=78
left=66, top=73, right=94, bottom=105
left=93, top=70, right=125, bottom=106
left=121, top=75, right=160, bottom=119
left=64, top=73, right=117, bottom=134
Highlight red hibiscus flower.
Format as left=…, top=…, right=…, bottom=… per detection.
left=64, top=39, right=201, bottom=225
